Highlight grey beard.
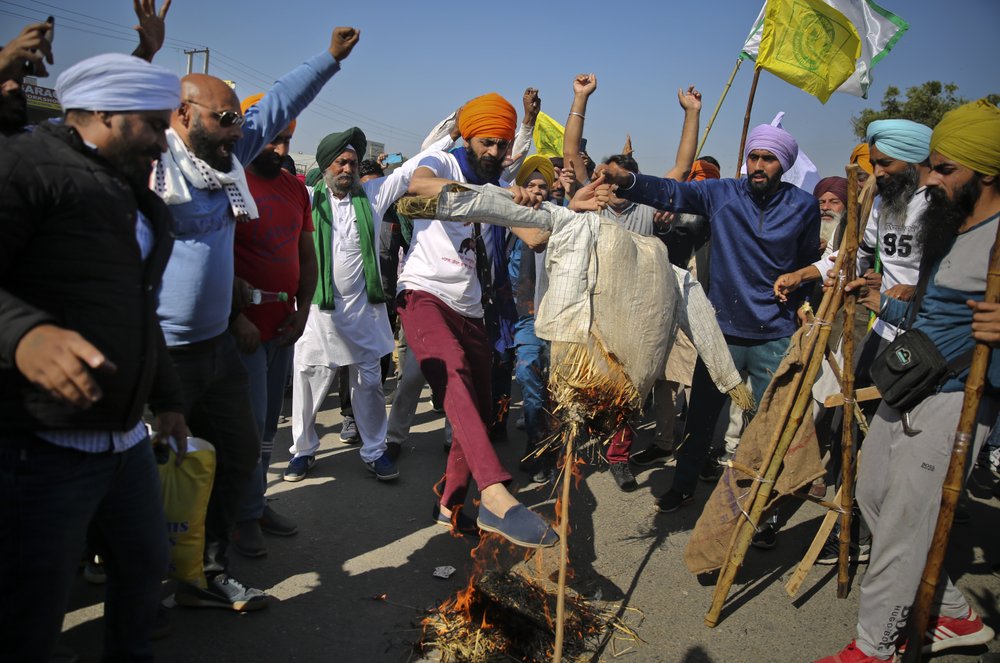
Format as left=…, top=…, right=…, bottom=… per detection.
left=324, top=171, right=356, bottom=197
left=878, top=167, right=919, bottom=223
left=820, top=210, right=844, bottom=244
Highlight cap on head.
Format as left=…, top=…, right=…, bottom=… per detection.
left=316, top=127, right=367, bottom=171
left=850, top=143, right=873, bottom=175
left=458, top=92, right=516, bottom=142
left=56, top=53, right=180, bottom=112
left=515, top=154, right=555, bottom=187
left=745, top=124, right=798, bottom=172
left=930, top=99, right=1000, bottom=176
left=865, top=119, right=932, bottom=164
left=813, top=176, right=849, bottom=205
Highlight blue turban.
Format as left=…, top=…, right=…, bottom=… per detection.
left=56, top=53, right=180, bottom=112
left=865, top=119, right=932, bottom=164
left=745, top=124, right=799, bottom=172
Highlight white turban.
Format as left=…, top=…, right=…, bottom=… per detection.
left=56, top=53, right=180, bottom=112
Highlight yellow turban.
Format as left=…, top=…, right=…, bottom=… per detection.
left=850, top=142, right=873, bottom=174
left=930, top=99, right=1000, bottom=176
left=458, top=92, right=517, bottom=141
left=240, top=92, right=296, bottom=135
left=515, top=154, right=555, bottom=187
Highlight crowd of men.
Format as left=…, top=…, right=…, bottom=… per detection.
left=1, top=5, right=999, bottom=662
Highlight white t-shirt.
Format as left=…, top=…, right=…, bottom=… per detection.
left=396, top=151, right=485, bottom=317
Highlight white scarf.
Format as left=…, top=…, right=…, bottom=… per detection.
left=151, top=128, right=259, bottom=222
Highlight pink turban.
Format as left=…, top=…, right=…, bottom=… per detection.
left=745, top=124, right=799, bottom=172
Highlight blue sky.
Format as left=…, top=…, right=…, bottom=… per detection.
left=2, top=0, right=997, bottom=179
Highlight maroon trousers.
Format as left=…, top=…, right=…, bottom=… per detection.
left=606, top=425, right=634, bottom=463
left=397, top=290, right=512, bottom=508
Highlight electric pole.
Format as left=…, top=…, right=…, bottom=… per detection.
left=183, top=48, right=210, bottom=74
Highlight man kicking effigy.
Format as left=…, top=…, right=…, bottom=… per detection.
left=398, top=93, right=559, bottom=548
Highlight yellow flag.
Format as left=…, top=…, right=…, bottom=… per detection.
left=757, top=0, right=861, bottom=103
left=532, top=111, right=565, bottom=158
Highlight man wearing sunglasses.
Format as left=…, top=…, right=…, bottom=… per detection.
left=150, top=26, right=360, bottom=613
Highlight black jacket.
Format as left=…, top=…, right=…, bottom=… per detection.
left=0, top=121, right=183, bottom=431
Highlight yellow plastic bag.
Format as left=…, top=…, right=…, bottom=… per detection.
left=157, top=436, right=215, bottom=589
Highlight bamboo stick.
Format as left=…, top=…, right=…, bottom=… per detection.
left=696, top=57, right=744, bottom=157
left=837, top=165, right=862, bottom=598
left=899, top=221, right=1000, bottom=663
left=735, top=66, right=762, bottom=178
left=785, top=483, right=844, bottom=597
left=552, top=434, right=575, bottom=663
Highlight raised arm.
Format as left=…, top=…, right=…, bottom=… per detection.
left=502, top=87, right=540, bottom=181
left=562, top=74, right=597, bottom=188
left=237, top=26, right=359, bottom=163
left=663, top=86, right=702, bottom=181
left=130, top=0, right=171, bottom=63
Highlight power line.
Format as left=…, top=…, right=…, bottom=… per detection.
left=11, top=0, right=425, bottom=141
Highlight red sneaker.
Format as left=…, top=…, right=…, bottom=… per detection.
left=900, top=608, right=995, bottom=654
left=813, top=640, right=890, bottom=663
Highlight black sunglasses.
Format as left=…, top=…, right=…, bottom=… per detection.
left=184, top=99, right=245, bottom=128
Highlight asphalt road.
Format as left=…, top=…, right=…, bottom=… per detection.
left=60, top=379, right=1000, bottom=662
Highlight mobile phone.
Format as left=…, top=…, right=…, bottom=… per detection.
left=24, top=16, right=54, bottom=76
left=385, top=152, right=404, bottom=166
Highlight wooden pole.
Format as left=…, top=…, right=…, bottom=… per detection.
left=552, top=437, right=575, bottom=662
left=696, top=57, right=744, bottom=157
left=900, top=221, right=1000, bottom=663
left=836, top=165, right=862, bottom=598
left=785, top=483, right=844, bottom=597
left=734, top=66, right=762, bottom=178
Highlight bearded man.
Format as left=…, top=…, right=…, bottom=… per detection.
left=0, top=53, right=185, bottom=661
left=286, top=127, right=433, bottom=484
left=815, top=100, right=1000, bottom=663
left=151, top=26, right=360, bottom=612
left=600, top=124, right=820, bottom=543
left=398, top=93, right=559, bottom=548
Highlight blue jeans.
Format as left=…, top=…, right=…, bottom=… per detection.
left=0, top=434, right=168, bottom=662
left=238, top=340, right=293, bottom=522
left=168, top=334, right=260, bottom=575
left=513, top=317, right=549, bottom=442
left=671, top=335, right=790, bottom=495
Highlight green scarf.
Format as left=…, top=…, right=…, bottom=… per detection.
left=311, top=180, right=387, bottom=311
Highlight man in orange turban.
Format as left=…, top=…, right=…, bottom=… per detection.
left=392, top=93, right=560, bottom=549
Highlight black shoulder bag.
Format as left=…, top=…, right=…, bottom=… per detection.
left=869, top=260, right=973, bottom=412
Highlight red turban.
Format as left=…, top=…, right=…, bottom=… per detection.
left=813, top=176, right=849, bottom=205
left=241, top=92, right=296, bottom=135
left=458, top=92, right=517, bottom=141
left=687, top=159, right=721, bottom=182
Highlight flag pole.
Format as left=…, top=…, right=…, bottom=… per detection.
left=735, top=66, right=762, bottom=178
left=696, top=57, right=744, bottom=157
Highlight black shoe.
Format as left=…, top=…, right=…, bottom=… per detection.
left=532, top=466, right=555, bottom=484
left=175, top=573, right=268, bottom=612
left=751, top=524, right=776, bottom=550
left=630, top=445, right=672, bottom=466
left=386, top=441, right=402, bottom=462
left=816, top=530, right=859, bottom=565
left=698, top=453, right=726, bottom=483
left=609, top=462, right=638, bottom=492
left=954, top=502, right=971, bottom=525
left=151, top=604, right=172, bottom=640
left=339, top=416, right=361, bottom=443
left=655, top=489, right=694, bottom=513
